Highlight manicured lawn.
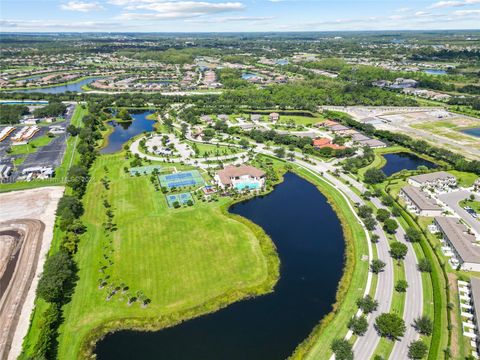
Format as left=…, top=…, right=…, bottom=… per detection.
left=460, top=199, right=480, bottom=213
left=278, top=115, right=324, bottom=126
left=449, top=170, right=479, bottom=187
left=184, top=140, right=239, bottom=158
left=47, top=154, right=275, bottom=359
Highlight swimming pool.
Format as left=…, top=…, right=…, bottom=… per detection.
left=234, top=181, right=260, bottom=190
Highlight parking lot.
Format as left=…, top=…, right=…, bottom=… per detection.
left=0, top=104, right=75, bottom=182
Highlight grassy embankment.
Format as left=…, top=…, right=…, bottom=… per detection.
left=290, top=166, right=369, bottom=360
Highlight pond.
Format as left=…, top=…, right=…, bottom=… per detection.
left=381, top=152, right=437, bottom=177
left=242, top=72, right=261, bottom=80
left=461, top=127, right=480, bottom=138
left=423, top=69, right=447, bottom=75
left=95, top=172, right=346, bottom=359
left=13, top=77, right=100, bottom=94
left=100, top=110, right=155, bottom=154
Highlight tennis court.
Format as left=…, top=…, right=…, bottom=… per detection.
left=166, top=192, right=194, bottom=207
left=159, top=170, right=205, bottom=189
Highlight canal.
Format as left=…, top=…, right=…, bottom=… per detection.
left=95, top=172, right=346, bottom=359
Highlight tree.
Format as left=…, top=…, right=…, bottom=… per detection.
left=371, top=234, right=380, bottom=243
left=348, top=315, right=368, bottom=336
left=364, top=217, right=377, bottom=231
left=67, top=124, right=79, bottom=136
left=358, top=205, right=373, bottom=219
left=381, top=195, right=394, bottom=206
left=391, top=206, right=401, bottom=217
left=371, top=259, right=386, bottom=274
left=413, top=316, right=433, bottom=336
left=364, top=168, right=386, bottom=184
left=331, top=339, right=353, bottom=360
left=390, top=241, right=408, bottom=260
left=274, top=147, right=286, bottom=158
left=117, top=108, right=132, bottom=121
left=408, top=340, right=428, bottom=359
left=57, top=195, right=84, bottom=219
left=66, top=165, right=89, bottom=196
left=418, top=258, right=432, bottom=273
left=239, top=139, right=250, bottom=148
left=405, top=228, right=422, bottom=243
left=395, top=279, right=408, bottom=292
left=376, top=208, right=390, bottom=222
left=383, top=219, right=399, bottom=234
left=37, top=251, right=75, bottom=304
left=357, top=295, right=378, bottom=314
left=375, top=313, right=406, bottom=340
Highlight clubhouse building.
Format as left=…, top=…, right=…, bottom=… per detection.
left=215, top=165, right=266, bottom=191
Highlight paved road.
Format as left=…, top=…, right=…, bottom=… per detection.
left=438, top=190, right=480, bottom=236
left=165, top=117, right=423, bottom=359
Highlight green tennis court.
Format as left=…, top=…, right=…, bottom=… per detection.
left=166, top=192, right=194, bottom=207
left=159, top=170, right=205, bottom=189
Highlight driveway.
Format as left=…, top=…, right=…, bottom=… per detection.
left=438, top=190, right=480, bottom=236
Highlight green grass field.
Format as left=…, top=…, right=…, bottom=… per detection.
left=40, top=153, right=278, bottom=359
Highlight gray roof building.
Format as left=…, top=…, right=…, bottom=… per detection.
left=470, top=277, right=480, bottom=336
left=401, top=186, right=442, bottom=213
left=435, top=217, right=480, bottom=265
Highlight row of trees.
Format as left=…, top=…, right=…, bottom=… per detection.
left=33, top=103, right=102, bottom=358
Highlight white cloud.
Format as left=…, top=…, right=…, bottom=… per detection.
left=186, top=15, right=274, bottom=23
left=61, top=1, right=104, bottom=12
left=428, top=0, right=480, bottom=9
left=1, top=19, right=120, bottom=30
left=117, top=1, right=244, bottom=20
left=453, top=8, right=480, bottom=15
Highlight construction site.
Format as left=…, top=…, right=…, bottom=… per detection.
left=0, top=186, right=64, bottom=360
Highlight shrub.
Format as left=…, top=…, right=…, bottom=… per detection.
left=348, top=316, right=368, bottom=336
left=375, top=313, right=406, bottom=340
left=395, top=279, right=408, bottom=292
left=357, top=295, right=378, bottom=314
left=331, top=339, right=353, bottom=360
left=413, top=316, right=433, bottom=336
left=418, top=258, right=432, bottom=272
left=370, top=259, right=386, bottom=274
left=408, top=340, right=428, bottom=359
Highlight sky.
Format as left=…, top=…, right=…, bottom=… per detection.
left=1, top=0, right=480, bottom=32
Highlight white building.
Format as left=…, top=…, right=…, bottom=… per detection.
left=215, top=165, right=266, bottom=190
left=408, top=171, right=457, bottom=191
left=433, top=217, right=480, bottom=272
left=400, top=185, right=443, bottom=217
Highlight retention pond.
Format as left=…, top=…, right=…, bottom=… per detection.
left=381, top=152, right=437, bottom=177
left=100, top=110, right=155, bottom=154
left=95, top=172, right=346, bottom=359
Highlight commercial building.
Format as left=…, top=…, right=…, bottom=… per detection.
left=408, top=171, right=457, bottom=190
left=400, top=186, right=443, bottom=217
left=433, top=217, right=480, bottom=271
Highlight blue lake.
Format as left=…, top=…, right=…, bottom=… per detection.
left=13, top=77, right=100, bottom=94
left=461, top=128, right=480, bottom=138
left=242, top=72, right=260, bottom=80
left=382, top=152, right=437, bottom=177
left=95, top=172, right=346, bottom=359
left=100, top=111, right=155, bottom=154
left=423, top=69, right=447, bottom=75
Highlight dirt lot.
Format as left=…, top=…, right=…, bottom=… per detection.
left=0, top=186, right=64, bottom=360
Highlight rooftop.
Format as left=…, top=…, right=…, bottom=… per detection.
left=435, top=217, right=480, bottom=264
left=410, top=171, right=455, bottom=184
left=401, top=186, right=442, bottom=211
left=470, top=277, right=480, bottom=334
left=217, top=165, right=266, bottom=186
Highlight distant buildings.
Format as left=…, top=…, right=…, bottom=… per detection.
left=312, top=137, right=346, bottom=150
left=269, top=113, right=280, bottom=122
